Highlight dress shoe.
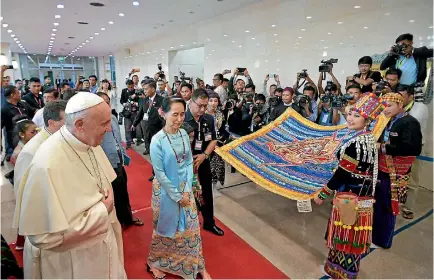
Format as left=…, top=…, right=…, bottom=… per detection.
left=143, top=150, right=149, bottom=155
left=148, top=175, right=154, bottom=182
left=203, top=225, right=224, bottom=236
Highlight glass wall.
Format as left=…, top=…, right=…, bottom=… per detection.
left=18, top=53, right=99, bottom=84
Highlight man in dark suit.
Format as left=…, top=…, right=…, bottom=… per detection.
left=132, top=80, right=164, bottom=180
left=22, top=77, right=44, bottom=118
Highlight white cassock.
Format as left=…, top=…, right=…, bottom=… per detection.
left=15, top=126, right=126, bottom=279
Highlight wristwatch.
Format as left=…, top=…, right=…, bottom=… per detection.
left=204, top=152, right=210, bottom=160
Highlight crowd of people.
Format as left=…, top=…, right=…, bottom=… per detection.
left=0, top=32, right=432, bottom=279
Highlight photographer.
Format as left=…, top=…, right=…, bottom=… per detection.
left=294, top=71, right=318, bottom=97
left=269, top=87, right=293, bottom=122
left=227, top=68, right=254, bottom=100
left=120, top=79, right=139, bottom=149
left=336, top=84, right=363, bottom=124
left=263, top=74, right=281, bottom=97
left=347, top=56, right=382, bottom=93
left=384, top=68, right=402, bottom=92
left=213, top=73, right=227, bottom=103
left=241, top=91, right=256, bottom=136
left=252, top=93, right=268, bottom=131
left=292, top=85, right=318, bottom=122
left=318, top=67, right=342, bottom=97
left=380, top=33, right=433, bottom=85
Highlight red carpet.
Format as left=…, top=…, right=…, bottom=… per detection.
left=10, top=148, right=288, bottom=279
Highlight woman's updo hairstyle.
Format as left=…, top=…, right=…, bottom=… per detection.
left=161, top=96, right=186, bottom=113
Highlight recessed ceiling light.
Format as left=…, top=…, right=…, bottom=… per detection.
left=296, top=42, right=299, bottom=45
left=238, top=45, right=242, bottom=48
left=257, top=43, right=260, bottom=46
left=95, top=32, right=99, bottom=35
left=328, top=32, right=332, bottom=35
left=7, top=29, right=12, bottom=33
left=384, top=12, right=391, bottom=16
left=57, top=4, right=64, bottom=8
left=274, top=33, right=278, bottom=36
left=101, top=27, right=105, bottom=30
left=275, top=40, right=279, bottom=43
left=364, top=26, right=368, bottom=29
left=271, top=24, right=276, bottom=27
left=298, top=36, right=302, bottom=39
left=13, top=37, right=17, bottom=40
left=50, top=37, right=55, bottom=40
left=354, top=5, right=361, bottom=8
left=245, top=30, right=249, bottom=33
left=337, top=21, right=343, bottom=24
left=409, top=20, right=415, bottom=23
left=133, top=1, right=139, bottom=6
left=2, top=23, right=8, bottom=27
left=340, top=42, right=343, bottom=44
left=430, top=26, right=433, bottom=29
left=251, top=37, right=255, bottom=40
left=324, top=46, right=328, bottom=49
left=301, top=28, right=306, bottom=31
left=89, top=36, right=94, bottom=39
left=170, top=46, right=174, bottom=49
left=86, top=40, right=89, bottom=42
left=180, top=44, right=184, bottom=47
left=320, top=39, right=325, bottom=42
left=193, top=42, right=196, bottom=44
left=109, top=21, right=114, bottom=24
left=55, top=15, right=61, bottom=18
left=52, top=28, right=57, bottom=32
left=223, top=34, right=227, bottom=37
left=277, top=59, right=280, bottom=62
left=306, top=16, right=312, bottom=19
left=11, top=34, right=15, bottom=37
left=119, top=13, right=125, bottom=16
left=50, top=41, right=54, bottom=43
left=231, top=40, right=235, bottom=43
left=53, top=22, right=59, bottom=26
left=51, top=33, right=56, bottom=36
left=0, top=17, right=3, bottom=21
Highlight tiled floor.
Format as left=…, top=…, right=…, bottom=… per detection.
left=2, top=119, right=433, bottom=279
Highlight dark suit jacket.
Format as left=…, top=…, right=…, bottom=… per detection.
left=133, top=94, right=164, bottom=131
left=380, top=46, right=433, bottom=83
left=21, top=93, right=44, bottom=117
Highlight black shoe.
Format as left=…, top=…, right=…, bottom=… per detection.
left=126, top=145, right=131, bottom=150
left=143, top=151, right=149, bottom=155
left=203, top=225, right=224, bottom=236
left=5, top=154, right=11, bottom=162
left=136, top=140, right=143, bottom=146
left=148, top=175, right=154, bottom=182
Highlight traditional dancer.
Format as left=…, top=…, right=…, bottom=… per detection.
left=372, top=92, right=422, bottom=248
left=314, top=93, right=386, bottom=279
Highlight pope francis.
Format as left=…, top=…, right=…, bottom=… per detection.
left=15, top=92, right=127, bottom=279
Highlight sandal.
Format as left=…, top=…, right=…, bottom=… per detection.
left=146, top=264, right=166, bottom=279
left=132, top=217, right=144, bottom=226
left=402, top=207, right=414, bottom=219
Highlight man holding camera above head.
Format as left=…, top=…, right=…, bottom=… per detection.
left=227, top=68, right=254, bottom=100
left=380, top=33, right=433, bottom=85
left=120, top=79, right=139, bottom=149
left=294, top=71, right=318, bottom=96
left=263, top=74, right=281, bottom=97
left=347, top=56, right=382, bottom=93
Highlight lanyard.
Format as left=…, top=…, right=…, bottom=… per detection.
left=34, top=95, right=41, bottom=107
left=397, top=57, right=407, bottom=68
left=197, top=120, right=201, bottom=140
left=111, top=129, right=124, bottom=165
left=147, top=98, right=154, bottom=114
left=384, top=112, right=407, bottom=142
left=14, top=106, right=22, bottom=115
left=404, top=100, right=414, bottom=112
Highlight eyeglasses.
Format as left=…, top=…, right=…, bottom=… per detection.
left=192, top=99, right=208, bottom=109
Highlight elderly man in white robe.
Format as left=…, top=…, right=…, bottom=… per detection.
left=15, top=92, right=126, bottom=279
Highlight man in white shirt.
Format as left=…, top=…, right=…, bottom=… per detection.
left=397, top=84, right=429, bottom=219
left=32, top=88, right=60, bottom=128
left=213, top=73, right=227, bottom=104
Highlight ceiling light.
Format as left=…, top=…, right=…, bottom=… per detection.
left=89, top=36, right=94, bottom=39
left=337, top=21, right=343, bottom=24
left=223, top=34, right=227, bottom=37
left=252, top=37, right=255, bottom=40
left=55, top=15, right=61, bottom=18
left=271, top=24, right=276, bottom=27
left=50, top=41, right=54, bottom=43
left=133, top=1, right=139, bottom=6
left=170, top=46, right=174, bottom=49
left=340, top=42, right=343, bottom=44
left=86, top=40, right=89, bottom=42
left=52, top=28, right=57, bottom=32
left=206, top=38, right=211, bottom=41
left=385, top=12, right=391, bottom=16
left=7, top=29, right=12, bottom=33
left=100, top=27, right=105, bottom=31
left=277, top=59, right=280, bottom=62
left=10, top=34, right=15, bottom=37
left=257, top=43, right=260, bottom=46
left=409, top=20, right=415, bottom=23
left=301, top=28, right=306, bottom=31
left=296, top=43, right=299, bottom=45
left=95, top=32, right=99, bottom=35
left=53, top=22, right=59, bottom=26
left=274, top=33, right=278, bottom=36
left=306, top=16, right=312, bottom=19
left=245, top=30, right=249, bottom=33
left=13, top=38, right=17, bottom=40
left=238, top=45, right=242, bottom=48
left=328, top=32, right=332, bottom=35
left=57, top=4, right=64, bottom=8
left=320, top=39, right=324, bottom=42
left=231, top=40, right=235, bottom=43
left=354, top=5, right=361, bottom=8
left=275, top=40, right=279, bottom=43
left=0, top=17, right=3, bottom=21
left=82, top=42, right=86, bottom=45
left=51, top=33, right=56, bottom=36
left=180, top=44, right=184, bottom=47
left=298, top=36, right=302, bottom=39
left=322, top=51, right=328, bottom=56
left=109, top=21, right=114, bottom=24
left=430, top=26, right=433, bottom=29
left=364, top=26, right=368, bottom=29
left=2, top=23, right=8, bottom=27
left=192, top=42, right=196, bottom=44
left=324, top=46, right=328, bottom=49
left=119, top=13, right=124, bottom=16
left=50, top=37, right=55, bottom=40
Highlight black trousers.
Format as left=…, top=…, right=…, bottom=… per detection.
left=112, top=166, right=134, bottom=225
left=198, top=159, right=215, bottom=227
left=145, top=126, right=160, bottom=175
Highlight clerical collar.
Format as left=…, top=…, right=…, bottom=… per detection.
left=283, top=102, right=292, bottom=107
left=61, top=126, right=91, bottom=152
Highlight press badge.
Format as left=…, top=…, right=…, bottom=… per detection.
left=194, top=140, right=203, bottom=151
left=204, top=133, right=212, bottom=141
left=143, top=113, right=149, bottom=121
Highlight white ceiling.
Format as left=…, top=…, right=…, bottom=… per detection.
left=0, top=0, right=262, bottom=56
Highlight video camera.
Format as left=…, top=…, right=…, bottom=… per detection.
left=179, top=71, right=192, bottom=82
left=157, top=63, right=165, bottom=80
left=374, top=80, right=391, bottom=96
left=321, top=94, right=353, bottom=108
left=391, top=43, right=408, bottom=56
left=319, top=58, right=338, bottom=73
left=299, top=69, right=308, bottom=79
left=293, top=94, right=311, bottom=106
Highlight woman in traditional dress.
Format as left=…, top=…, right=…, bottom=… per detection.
left=206, top=92, right=230, bottom=196
left=147, top=96, right=210, bottom=280
left=313, top=93, right=386, bottom=279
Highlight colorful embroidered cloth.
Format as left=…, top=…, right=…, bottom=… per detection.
left=216, top=108, right=389, bottom=200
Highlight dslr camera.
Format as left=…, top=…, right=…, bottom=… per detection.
left=374, top=80, right=391, bottom=96
left=321, top=94, right=352, bottom=109
left=298, top=69, right=308, bottom=79
left=391, top=43, right=408, bottom=56
left=293, top=94, right=311, bottom=106
left=225, top=99, right=237, bottom=111
left=319, top=58, right=338, bottom=73
left=135, top=88, right=145, bottom=96
left=157, top=63, right=165, bottom=80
